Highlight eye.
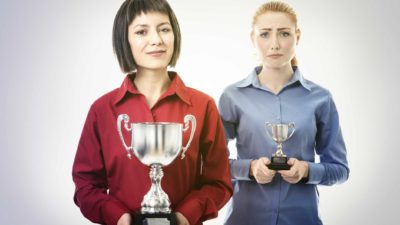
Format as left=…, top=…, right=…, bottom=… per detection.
left=260, top=32, right=269, bottom=38
left=160, top=27, right=172, bottom=33
left=281, top=32, right=291, bottom=37
left=135, top=30, right=146, bottom=36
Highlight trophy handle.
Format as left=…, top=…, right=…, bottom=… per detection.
left=287, top=122, right=296, bottom=139
left=181, top=114, right=196, bottom=159
left=265, top=122, right=273, bottom=137
left=117, top=114, right=133, bottom=159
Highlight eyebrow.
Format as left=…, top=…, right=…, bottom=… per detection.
left=259, top=28, right=291, bottom=31
left=132, top=22, right=171, bottom=29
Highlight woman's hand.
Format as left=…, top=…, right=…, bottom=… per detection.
left=117, top=213, right=132, bottom=225
left=250, top=157, right=276, bottom=184
left=278, top=158, right=309, bottom=183
left=176, top=212, right=190, bottom=225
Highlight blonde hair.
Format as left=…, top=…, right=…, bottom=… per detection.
left=252, top=1, right=300, bottom=66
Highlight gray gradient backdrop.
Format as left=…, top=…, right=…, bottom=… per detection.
left=1, top=0, right=399, bottom=224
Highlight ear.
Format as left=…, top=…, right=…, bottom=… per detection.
left=295, top=28, right=301, bottom=45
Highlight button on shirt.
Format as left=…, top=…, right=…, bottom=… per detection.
left=218, top=67, right=349, bottom=225
left=72, top=72, right=232, bottom=225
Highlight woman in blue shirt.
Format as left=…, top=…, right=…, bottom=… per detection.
left=219, top=1, right=349, bottom=225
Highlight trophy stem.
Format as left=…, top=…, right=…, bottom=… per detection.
left=275, top=143, right=285, bottom=157
left=141, top=164, right=171, bottom=214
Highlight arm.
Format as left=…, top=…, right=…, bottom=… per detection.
left=307, top=93, right=350, bottom=185
left=222, top=120, right=255, bottom=180
left=219, top=92, right=254, bottom=181
left=175, top=100, right=233, bottom=225
left=72, top=105, right=130, bottom=225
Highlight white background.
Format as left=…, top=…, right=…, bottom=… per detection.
left=1, top=0, right=399, bottom=224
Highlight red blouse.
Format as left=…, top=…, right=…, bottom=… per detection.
left=72, top=72, right=232, bottom=225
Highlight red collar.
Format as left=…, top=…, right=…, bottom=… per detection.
left=113, top=71, right=192, bottom=106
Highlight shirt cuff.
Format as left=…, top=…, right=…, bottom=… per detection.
left=307, top=162, right=325, bottom=184
left=101, top=199, right=130, bottom=225
left=175, top=198, right=203, bottom=225
left=230, top=159, right=253, bottom=180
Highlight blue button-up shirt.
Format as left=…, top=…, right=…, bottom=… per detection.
left=218, top=67, right=349, bottom=225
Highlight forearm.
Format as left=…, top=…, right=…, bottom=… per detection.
left=176, top=99, right=233, bottom=224
left=74, top=183, right=129, bottom=225
left=230, top=158, right=253, bottom=180
left=175, top=181, right=232, bottom=224
left=307, top=162, right=349, bottom=185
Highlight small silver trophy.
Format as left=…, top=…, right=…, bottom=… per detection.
left=265, top=122, right=295, bottom=170
left=117, top=114, right=196, bottom=225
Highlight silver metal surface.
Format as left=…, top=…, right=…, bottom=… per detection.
left=143, top=218, right=170, bottom=225
left=117, top=114, right=196, bottom=214
left=265, top=122, right=295, bottom=157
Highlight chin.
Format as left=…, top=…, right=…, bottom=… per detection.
left=264, top=61, right=291, bottom=69
left=139, top=62, right=170, bottom=70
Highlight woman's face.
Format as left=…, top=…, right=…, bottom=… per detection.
left=252, top=12, right=299, bottom=69
left=128, top=12, right=174, bottom=71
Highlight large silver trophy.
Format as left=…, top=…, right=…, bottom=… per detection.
left=117, top=114, right=196, bottom=225
left=265, top=122, right=295, bottom=170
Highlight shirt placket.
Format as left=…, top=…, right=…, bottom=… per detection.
left=269, top=93, right=282, bottom=224
left=136, top=94, right=157, bottom=122
left=151, top=108, right=157, bottom=121
left=273, top=94, right=282, bottom=123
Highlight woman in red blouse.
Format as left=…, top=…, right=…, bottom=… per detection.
left=72, top=0, right=232, bottom=225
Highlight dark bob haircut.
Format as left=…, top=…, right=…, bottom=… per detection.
left=112, top=0, right=181, bottom=73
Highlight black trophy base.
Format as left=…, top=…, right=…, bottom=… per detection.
left=133, top=213, right=177, bottom=225
left=267, top=156, right=291, bottom=170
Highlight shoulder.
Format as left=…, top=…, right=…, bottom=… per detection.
left=302, top=79, right=337, bottom=115
left=221, top=67, right=257, bottom=97
left=185, top=86, right=215, bottom=104
left=220, top=78, right=249, bottom=102
left=90, top=87, right=120, bottom=112
left=303, top=78, right=332, bottom=99
left=223, top=76, right=248, bottom=93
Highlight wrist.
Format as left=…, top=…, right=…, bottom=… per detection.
left=298, top=161, right=309, bottom=184
left=249, top=160, right=256, bottom=176
left=249, top=160, right=256, bottom=179
left=302, top=161, right=309, bottom=178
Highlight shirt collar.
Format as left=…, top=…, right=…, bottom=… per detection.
left=236, top=66, right=311, bottom=91
left=113, top=71, right=192, bottom=105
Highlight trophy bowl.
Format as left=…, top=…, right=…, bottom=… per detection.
left=131, top=122, right=183, bottom=166
left=265, top=122, right=295, bottom=170
left=117, top=114, right=196, bottom=217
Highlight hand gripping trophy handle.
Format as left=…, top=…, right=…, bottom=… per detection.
left=181, top=114, right=196, bottom=159
left=117, top=114, right=133, bottom=159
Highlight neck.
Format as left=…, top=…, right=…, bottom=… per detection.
left=258, top=64, right=294, bottom=94
left=134, top=67, right=171, bottom=108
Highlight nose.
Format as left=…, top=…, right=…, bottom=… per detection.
left=149, top=30, right=163, bottom=46
left=270, top=34, right=280, bottom=50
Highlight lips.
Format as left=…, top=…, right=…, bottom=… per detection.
left=268, top=54, right=283, bottom=58
left=147, top=50, right=166, bottom=57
